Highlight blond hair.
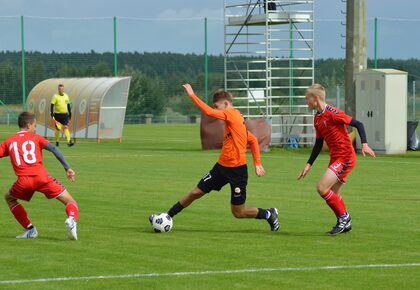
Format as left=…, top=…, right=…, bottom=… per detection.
left=306, top=84, right=326, bottom=101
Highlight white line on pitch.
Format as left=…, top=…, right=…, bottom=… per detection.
left=1, top=263, right=419, bottom=284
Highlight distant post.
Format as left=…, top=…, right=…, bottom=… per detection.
left=114, top=16, right=118, bottom=77
left=374, top=17, right=378, bottom=69
left=21, top=15, right=26, bottom=111
left=204, top=17, right=208, bottom=104
left=289, top=21, right=294, bottom=113
left=344, top=0, right=367, bottom=118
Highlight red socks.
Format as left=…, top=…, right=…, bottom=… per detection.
left=321, top=190, right=346, bottom=217
left=10, top=202, right=79, bottom=229
left=65, top=201, right=79, bottom=221
left=10, top=204, right=32, bottom=229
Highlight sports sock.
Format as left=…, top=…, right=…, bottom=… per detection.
left=64, top=129, right=71, bottom=143
left=167, top=201, right=184, bottom=217
left=321, top=190, right=346, bottom=217
left=55, top=130, right=60, bottom=142
left=10, top=204, right=32, bottom=229
left=255, top=208, right=268, bottom=219
left=65, top=201, right=79, bottom=221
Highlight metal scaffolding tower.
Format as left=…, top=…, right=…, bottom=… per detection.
left=224, top=0, right=315, bottom=146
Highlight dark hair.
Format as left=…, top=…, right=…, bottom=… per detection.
left=18, top=112, right=36, bottom=128
left=212, top=90, right=233, bottom=103
left=58, top=84, right=64, bottom=88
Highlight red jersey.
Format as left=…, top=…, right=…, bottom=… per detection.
left=314, top=105, right=355, bottom=160
left=0, top=131, right=50, bottom=176
left=189, top=94, right=261, bottom=167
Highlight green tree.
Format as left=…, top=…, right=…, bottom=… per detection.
left=122, top=67, right=166, bottom=115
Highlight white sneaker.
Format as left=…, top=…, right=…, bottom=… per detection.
left=65, top=217, right=78, bottom=240
left=16, top=227, right=38, bottom=239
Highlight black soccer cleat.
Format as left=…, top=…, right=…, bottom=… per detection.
left=267, top=208, right=280, bottom=231
left=343, top=219, right=352, bottom=233
left=67, top=141, right=74, bottom=147
left=56, top=142, right=59, bottom=147
left=329, top=213, right=351, bottom=235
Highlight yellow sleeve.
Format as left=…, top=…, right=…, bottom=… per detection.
left=51, top=94, right=57, bottom=105
left=65, top=94, right=70, bottom=104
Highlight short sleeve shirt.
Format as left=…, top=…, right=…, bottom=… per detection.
left=314, top=105, right=355, bottom=159
left=0, top=131, right=49, bottom=176
left=51, top=93, right=70, bottom=114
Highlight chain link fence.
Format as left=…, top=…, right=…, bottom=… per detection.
left=0, top=15, right=419, bottom=125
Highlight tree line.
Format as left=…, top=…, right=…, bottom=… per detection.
left=0, top=51, right=418, bottom=115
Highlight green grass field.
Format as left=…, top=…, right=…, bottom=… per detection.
left=0, top=124, right=419, bottom=289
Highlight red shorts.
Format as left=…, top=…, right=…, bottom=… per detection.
left=9, top=175, right=66, bottom=201
left=328, top=158, right=356, bottom=183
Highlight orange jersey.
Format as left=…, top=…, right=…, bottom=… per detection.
left=190, top=94, right=261, bottom=167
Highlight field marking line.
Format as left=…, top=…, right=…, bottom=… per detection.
left=1, top=263, right=419, bottom=284
left=58, top=151, right=420, bottom=165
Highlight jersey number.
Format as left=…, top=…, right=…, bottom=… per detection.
left=9, top=141, right=37, bottom=166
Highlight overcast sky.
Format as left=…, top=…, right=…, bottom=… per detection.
left=0, top=0, right=419, bottom=59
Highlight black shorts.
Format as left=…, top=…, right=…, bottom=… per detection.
left=197, top=163, right=248, bottom=205
left=53, top=113, right=69, bottom=125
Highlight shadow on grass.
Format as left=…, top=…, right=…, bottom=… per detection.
left=126, top=226, right=331, bottom=237
left=0, top=235, right=70, bottom=242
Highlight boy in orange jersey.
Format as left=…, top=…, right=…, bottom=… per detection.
left=151, top=84, right=279, bottom=231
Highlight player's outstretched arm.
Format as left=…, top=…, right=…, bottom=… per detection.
left=297, top=163, right=311, bottom=180
left=44, top=143, right=71, bottom=171
left=255, top=164, right=265, bottom=177
left=297, top=137, right=323, bottom=180
left=66, top=168, right=76, bottom=182
left=183, top=83, right=195, bottom=98
left=182, top=83, right=226, bottom=120
left=349, top=118, right=376, bottom=157
left=361, top=143, right=376, bottom=157
left=247, top=131, right=264, bottom=176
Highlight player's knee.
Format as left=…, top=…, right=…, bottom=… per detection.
left=66, top=199, right=77, bottom=206
left=56, top=191, right=76, bottom=205
left=4, top=192, right=16, bottom=204
left=316, top=183, right=328, bottom=195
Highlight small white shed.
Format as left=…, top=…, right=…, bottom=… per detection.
left=355, top=69, right=408, bottom=154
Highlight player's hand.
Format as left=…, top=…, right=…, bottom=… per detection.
left=361, top=143, right=376, bottom=157
left=297, top=163, right=311, bottom=180
left=66, top=168, right=76, bottom=182
left=255, top=164, right=265, bottom=177
left=182, top=83, right=195, bottom=97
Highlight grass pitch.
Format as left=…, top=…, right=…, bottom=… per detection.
left=0, top=124, right=419, bottom=289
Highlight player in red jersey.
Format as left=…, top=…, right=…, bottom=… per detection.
left=297, top=84, right=375, bottom=234
left=0, top=112, right=79, bottom=240
left=150, top=84, right=280, bottom=231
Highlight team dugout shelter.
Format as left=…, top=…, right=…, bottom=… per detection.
left=26, top=77, right=131, bottom=143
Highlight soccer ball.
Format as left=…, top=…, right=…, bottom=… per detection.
left=151, top=213, right=173, bottom=233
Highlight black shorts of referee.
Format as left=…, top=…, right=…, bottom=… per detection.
left=53, top=113, right=70, bottom=126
